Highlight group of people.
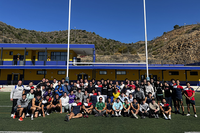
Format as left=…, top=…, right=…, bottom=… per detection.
left=10, top=78, right=197, bottom=122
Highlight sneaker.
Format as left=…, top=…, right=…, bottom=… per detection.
left=133, top=114, right=136, bottom=118
left=86, top=114, right=89, bottom=118
left=11, top=114, right=14, bottom=118
left=155, top=114, right=159, bottom=119
left=95, top=114, right=98, bottom=117
left=186, top=113, right=190, bottom=116
left=168, top=115, right=171, bottom=120
left=26, top=113, right=30, bottom=117
left=13, top=115, right=16, bottom=119
left=102, top=114, right=104, bottom=117
left=106, top=114, right=109, bottom=117
left=111, top=114, right=114, bottom=117
left=47, top=113, right=50, bottom=116
left=194, top=114, right=198, bottom=118
left=18, top=117, right=23, bottom=122
left=65, top=115, right=69, bottom=122
left=31, top=116, right=34, bottom=120
left=135, top=115, right=138, bottom=119
left=39, top=114, right=41, bottom=117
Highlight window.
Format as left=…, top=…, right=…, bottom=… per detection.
left=38, top=52, right=45, bottom=61
left=169, top=71, right=179, bottom=75
left=99, top=71, right=107, bottom=75
left=190, top=71, right=198, bottom=75
left=9, top=51, right=13, bottom=55
left=58, top=71, right=66, bottom=75
left=25, top=52, right=28, bottom=55
left=37, top=70, right=47, bottom=75
left=51, top=52, right=67, bottom=61
left=116, top=71, right=126, bottom=75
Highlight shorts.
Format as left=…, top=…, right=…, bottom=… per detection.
left=176, top=97, right=183, bottom=102
left=131, top=108, right=137, bottom=113
left=156, top=95, right=163, bottom=101
left=73, top=111, right=80, bottom=116
left=186, top=99, right=195, bottom=105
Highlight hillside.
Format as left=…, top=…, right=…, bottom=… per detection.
left=0, top=21, right=138, bottom=57
left=0, top=21, right=200, bottom=64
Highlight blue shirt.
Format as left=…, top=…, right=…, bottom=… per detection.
left=112, top=101, right=123, bottom=110
left=54, top=85, right=64, bottom=97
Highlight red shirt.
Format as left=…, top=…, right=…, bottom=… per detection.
left=184, top=87, right=195, bottom=100
left=129, top=84, right=136, bottom=90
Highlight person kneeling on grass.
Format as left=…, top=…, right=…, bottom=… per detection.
left=41, top=95, right=52, bottom=117
left=83, top=97, right=93, bottom=118
left=122, top=98, right=130, bottom=117
left=30, top=94, right=42, bottom=120
left=139, top=99, right=150, bottom=119
left=94, top=97, right=106, bottom=117
left=160, top=98, right=171, bottom=120
left=51, top=94, right=62, bottom=113
left=130, top=98, right=139, bottom=119
left=105, top=97, right=114, bottom=117
left=13, top=94, right=28, bottom=121
left=112, top=98, right=123, bottom=117
left=65, top=97, right=82, bottom=122
left=149, top=99, right=160, bottom=119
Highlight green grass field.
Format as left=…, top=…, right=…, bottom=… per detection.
left=0, top=92, right=200, bottom=133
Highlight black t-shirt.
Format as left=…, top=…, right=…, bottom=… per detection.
left=164, top=86, right=172, bottom=97
left=156, top=85, right=163, bottom=94
left=102, top=84, right=107, bottom=95
left=87, top=85, right=95, bottom=93
left=107, top=86, right=113, bottom=96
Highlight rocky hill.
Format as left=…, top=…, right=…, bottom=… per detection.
left=0, top=21, right=200, bottom=64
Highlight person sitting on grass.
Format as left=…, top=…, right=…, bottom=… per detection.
left=51, top=94, right=62, bottom=114
left=30, top=94, right=42, bottom=120
left=13, top=94, right=28, bottom=122
left=149, top=99, right=160, bottom=119
left=130, top=98, right=139, bottom=119
left=184, top=82, right=197, bottom=118
left=139, top=99, right=150, bottom=119
left=41, top=95, right=52, bottom=117
left=122, top=98, right=130, bottom=117
left=105, top=97, right=114, bottom=117
left=83, top=97, right=93, bottom=118
left=94, top=97, right=106, bottom=117
left=60, top=92, right=69, bottom=113
left=160, top=98, right=171, bottom=120
left=112, top=98, right=123, bottom=117
left=65, top=97, right=83, bottom=122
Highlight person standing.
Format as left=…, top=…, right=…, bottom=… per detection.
left=184, top=82, right=197, bottom=118
left=10, top=80, right=24, bottom=118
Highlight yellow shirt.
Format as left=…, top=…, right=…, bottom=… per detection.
left=113, top=92, right=120, bottom=101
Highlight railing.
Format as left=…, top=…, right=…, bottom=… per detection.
left=0, top=59, right=200, bottom=66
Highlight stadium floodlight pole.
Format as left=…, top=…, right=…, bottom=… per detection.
left=143, top=0, right=149, bottom=81
left=66, top=0, right=71, bottom=82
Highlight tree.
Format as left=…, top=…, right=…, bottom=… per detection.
left=174, top=25, right=180, bottom=30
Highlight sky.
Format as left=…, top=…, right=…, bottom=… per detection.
left=0, top=0, right=200, bottom=43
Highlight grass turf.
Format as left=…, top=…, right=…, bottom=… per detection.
left=0, top=92, right=200, bottom=133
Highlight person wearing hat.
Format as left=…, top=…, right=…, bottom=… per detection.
left=13, top=94, right=28, bottom=121
left=149, top=99, right=160, bottom=118
left=65, top=97, right=82, bottom=122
